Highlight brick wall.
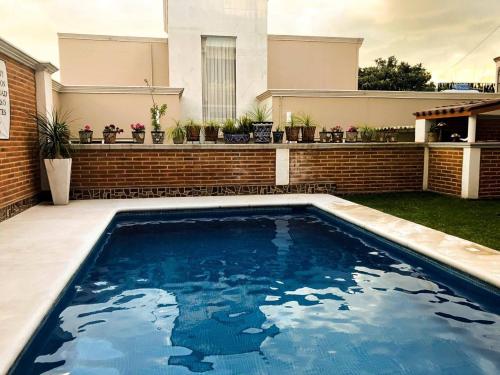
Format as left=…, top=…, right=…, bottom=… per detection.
left=289, top=146, right=424, bottom=193
left=479, top=148, right=500, bottom=198
left=0, top=53, right=40, bottom=221
left=477, top=119, right=500, bottom=142
left=71, top=149, right=276, bottom=189
left=427, top=148, right=462, bottom=196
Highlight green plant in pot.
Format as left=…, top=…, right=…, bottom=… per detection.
left=297, top=113, right=316, bottom=143
left=34, top=111, right=72, bottom=205
left=204, top=120, right=220, bottom=143
left=222, top=117, right=251, bottom=144
left=359, top=124, right=374, bottom=142
left=273, top=123, right=284, bottom=143
left=249, top=103, right=273, bottom=143
left=285, top=114, right=301, bottom=142
left=145, top=78, right=167, bottom=144
left=428, top=122, right=445, bottom=142
left=319, top=126, right=332, bottom=143
left=185, top=119, right=201, bottom=142
left=169, top=120, right=186, bottom=144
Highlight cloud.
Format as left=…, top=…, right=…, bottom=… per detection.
left=269, top=0, right=500, bottom=82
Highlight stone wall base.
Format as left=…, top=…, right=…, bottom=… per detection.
left=70, top=183, right=336, bottom=200
left=0, top=195, right=41, bottom=222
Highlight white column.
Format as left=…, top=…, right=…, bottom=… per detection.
left=415, top=118, right=432, bottom=142
left=35, top=69, right=53, bottom=117
left=35, top=67, right=55, bottom=192
left=275, top=148, right=289, bottom=185
left=461, top=147, right=481, bottom=199
left=422, top=146, right=429, bottom=190
left=467, top=115, right=477, bottom=143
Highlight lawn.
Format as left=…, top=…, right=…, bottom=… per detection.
left=345, top=192, right=500, bottom=250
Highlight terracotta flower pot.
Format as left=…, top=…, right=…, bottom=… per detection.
left=285, top=127, right=300, bottom=142
left=302, top=126, right=316, bottom=143
left=204, top=127, right=219, bottom=142
left=186, top=126, right=201, bottom=142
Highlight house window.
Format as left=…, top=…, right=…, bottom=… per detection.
left=202, top=36, right=236, bottom=122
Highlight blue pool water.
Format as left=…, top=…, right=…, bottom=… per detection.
left=13, top=206, right=500, bottom=374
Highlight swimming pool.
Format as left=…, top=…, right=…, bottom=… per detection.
left=12, top=206, right=500, bottom=374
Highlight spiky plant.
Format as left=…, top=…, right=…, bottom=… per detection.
left=248, top=103, right=272, bottom=123
left=34, top=111, right=72, bottom=159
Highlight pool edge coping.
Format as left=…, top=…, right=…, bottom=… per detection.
left=0, top=194, right=498, bottom=374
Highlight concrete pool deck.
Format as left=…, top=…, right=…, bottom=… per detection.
left=0, top=194, right=499, bottom=373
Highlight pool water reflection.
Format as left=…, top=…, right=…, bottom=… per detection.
left=14, top=207, right=500, bottom=374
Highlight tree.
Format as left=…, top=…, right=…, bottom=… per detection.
left=358, top=56, right=436, bottom=91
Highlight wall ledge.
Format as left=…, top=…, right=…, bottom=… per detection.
left=257, top=89, right=500, bottom=101
left=57, top=33, right=168, bottom=43
left=71, top=142, right=424, bottom=151
left=53, top=83, right=184, bottom=96
left=427, top=142, right=500, bottom=149
left=0, top=38, right=58, bottom=74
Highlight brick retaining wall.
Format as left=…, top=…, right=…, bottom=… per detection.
left=71, top=149, right=276, bottom=189
left=289, top=146, right=424, bottom=193
left=428, top=148, right=463, bottom=196
left=479, top=148, right=500, bottom=198
left=0, top=53, right=40, bottom=221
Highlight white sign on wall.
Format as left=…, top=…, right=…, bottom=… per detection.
left=0, top=60, right=10, bottom=140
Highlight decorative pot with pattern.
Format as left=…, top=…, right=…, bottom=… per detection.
left=79, top=131, right=93, bottom=144
left=223, top=133, right=250, bottom=144
left=103, top=131, right=117, bottom=144
left=252, top=122, right=273, bottom=143
left=132, top=131, right=145, bottom=144
left=151, top=131, right=165, bottom=144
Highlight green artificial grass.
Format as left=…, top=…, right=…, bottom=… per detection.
left=345, top=192, right=500, bottom=250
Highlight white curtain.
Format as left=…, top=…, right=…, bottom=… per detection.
left=202, top=36, right=236, bottom=122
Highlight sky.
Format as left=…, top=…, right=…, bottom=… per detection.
left=0, top=0, right=499, bottom=83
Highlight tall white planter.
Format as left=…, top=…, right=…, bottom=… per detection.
left=44, top=159, right=72, bottom=205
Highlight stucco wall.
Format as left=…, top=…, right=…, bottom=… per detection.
left=56, top=91, right=181, bottom=143
left=265, top=91, right=500, bottom=129
left=267, top=35, right=362, bottom=90
left=58, top=34, right=169, bottom=86
left=167, top=0, right=268, bottom=119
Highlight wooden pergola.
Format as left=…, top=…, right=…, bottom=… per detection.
left=414, top=98, right=500, bottom=142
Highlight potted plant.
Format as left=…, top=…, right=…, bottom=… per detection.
left=319, top=126, right=331, bottom=143
left=185, top=119, right=201, bottom=142
left=297, top=113, right=316, bottom=143
left=102, top=124, right=123, bottom=144
left=428, top=122, right=445, bottom=142
left=222, top=117, right=251, bottom=144
left=359, top=125, right=374, bottom=142
left=204, top=120, right=220, bottom=143
left=249, top=103, right=273, bottom=143
left=145, top=78, right=167, bottom=144
left=331, top=125, right=343, bottom=143
left=374, top=127, right=385, bottom=142
left=79, top=124, right=93, bottom=144
left=169, top=120, right=185, bottom=144
left=285, top=115, right=301, bottom=142
left=130, top=123, right=146, bottom=144
left=396, top=126, right=415, bottom=142
left=34, top=111, right=72, bottom=205
left=345, top=126, right=358, bottom=143
left=273, top=123, right=284, bottom=143
left=384, top=126, right=398, bottom=142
